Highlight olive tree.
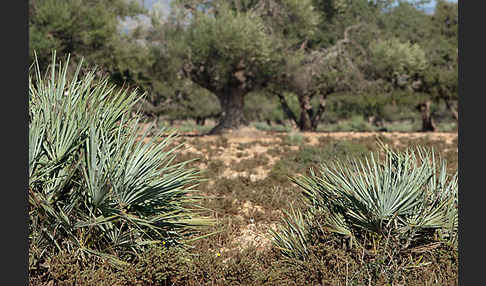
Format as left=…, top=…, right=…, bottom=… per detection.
left=269, top=0, right=438, bottom=132
left=270, top=23, right=369, bottom=131
left=378, top=0, right=457, bottom=131
left=29, top=0, right=149, bottom=78
left=267, top=0, right=399, bottom=131
left=172, top=0, right=321, bottom=134
left=420, top=0, right=458, bottom=125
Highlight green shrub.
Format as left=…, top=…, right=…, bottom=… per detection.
left=267, top=231, right=457, bottom=285
left=277, top=140, right=368, bottom=168
left=270, top=143, right=458, bottom=282
left=175, top=120, right=214, bottom=134
left=30, top=250, right=128, bottom=286
left=28, top=53, right=212, bottom=271
left=31, top=246, right=192, bottom=286
left=384, top=120, right=420, bottom=132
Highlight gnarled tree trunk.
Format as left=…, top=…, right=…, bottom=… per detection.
left=209, top=87, right=248, bottom=134
left=311, top=94, right=328, bottom=130
left=195, top=117, right=206, bottom=126
left=417, top=100, right=436, bottom=132
left=298, top=93, right=313, bottom=131
left=299, top=92, right=328, bottom=131
left=274, top=91, right=328, bottom=132
left=275, top=92, right=298, bottom=125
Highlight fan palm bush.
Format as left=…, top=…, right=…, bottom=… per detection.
left=270, top=143, right=458, bottom=261
left=29, top=53, right=212, bottom=270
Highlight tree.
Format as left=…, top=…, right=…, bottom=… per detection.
left=29, top=0, right=149, bottom=80
left=378, top=0, right=458, bottom=131
left=167, top=0, right=321, bottom=134
left=421, top=0, right=458, bottom=123
left=270, top=23, right=370, bottom=131
left=269, top=0, right=395, bottom=131
left=368, top=37, right=432, bottom=130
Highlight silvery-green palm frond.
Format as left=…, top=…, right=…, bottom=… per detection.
left=272, top=143, right=458, bottom=260
left=269, top=206, right=312, bottom=260
left=29, top=52, right=213, bottom=265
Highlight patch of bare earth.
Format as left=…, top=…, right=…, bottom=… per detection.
left=184, top=127, right=282, bottom=181
left=182, top=128, right=457, bottom=171
left=219, top=200, right=279, bottom=256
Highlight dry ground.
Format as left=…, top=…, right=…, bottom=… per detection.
left=169, top=126, right=459, bottom=255
left=179, top=126, right=457, bottom=179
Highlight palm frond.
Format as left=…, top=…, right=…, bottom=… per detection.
left=272, top=143, right=458, bottom=260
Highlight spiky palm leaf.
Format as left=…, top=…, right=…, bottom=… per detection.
left=271, top=144, right=458, bottom=260
left=269, top=206, right=312, bottom=261
left=29, top=52, right=213, bottom=266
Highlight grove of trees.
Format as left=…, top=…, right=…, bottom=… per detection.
left=29, top=0, right=458, bottom=134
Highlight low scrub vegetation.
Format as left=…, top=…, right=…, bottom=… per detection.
left=29, top=54, right=212, bottom=275
left=29, top=56, right=458, bottom=286
left=270, top=143, right=457, bottom=284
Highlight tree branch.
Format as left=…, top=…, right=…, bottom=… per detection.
left=271, top=90, right=298, bottom=126
left=134, top=96, right=172, bottom=116
left=443, top=97, right=459, bottom=121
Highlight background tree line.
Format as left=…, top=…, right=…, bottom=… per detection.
left=29, top=0, right=458, bottom=134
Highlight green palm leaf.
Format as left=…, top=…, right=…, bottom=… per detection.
left=29, top=52, right=213, bottom=266
left=272, top=143, right=458, bottom=260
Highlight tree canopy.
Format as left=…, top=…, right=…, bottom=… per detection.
left=29, top=0, right=458, bottom=133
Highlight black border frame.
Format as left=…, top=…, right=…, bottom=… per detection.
left=457, top=0, right=472, bottom=285
left=20, top=0, right=467, bottom=284
left=4, top=0, right=29, bottom=285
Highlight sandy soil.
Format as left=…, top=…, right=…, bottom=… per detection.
left=181, top=126, right=458, bottom=180
left=176, top=127, right=458, bottom=253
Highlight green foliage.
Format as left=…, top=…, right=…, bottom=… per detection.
left=161, top=88, right=221, bottom=122
left=321, top=92, right=423, bottom=122
left=262, top=0, right=321, bottom=45
left=311, top=0, right=383, bottom=47
left=271, top=206, right=312, bottom=260
left=341, top=115, right=375, bottom=132
left=269, top=140, right=371, bottom=185
left=29, top=0, right=148, bottom=75
left=271, top=144, right=458, bottom=262
left=379, top=0, right=457, bottom=104
left=28, top=53, right=212, bottom=270
left=184, top=3, right=275, bottom=90
left=370, top=37, right=428, bottom=85
left=420, top=0, right=458, bottom=101
left=380, top=1, right=432, bottom=44
left=244, top=92, right=284, bottom=123
left=282, top=132, right=306, bottom=146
